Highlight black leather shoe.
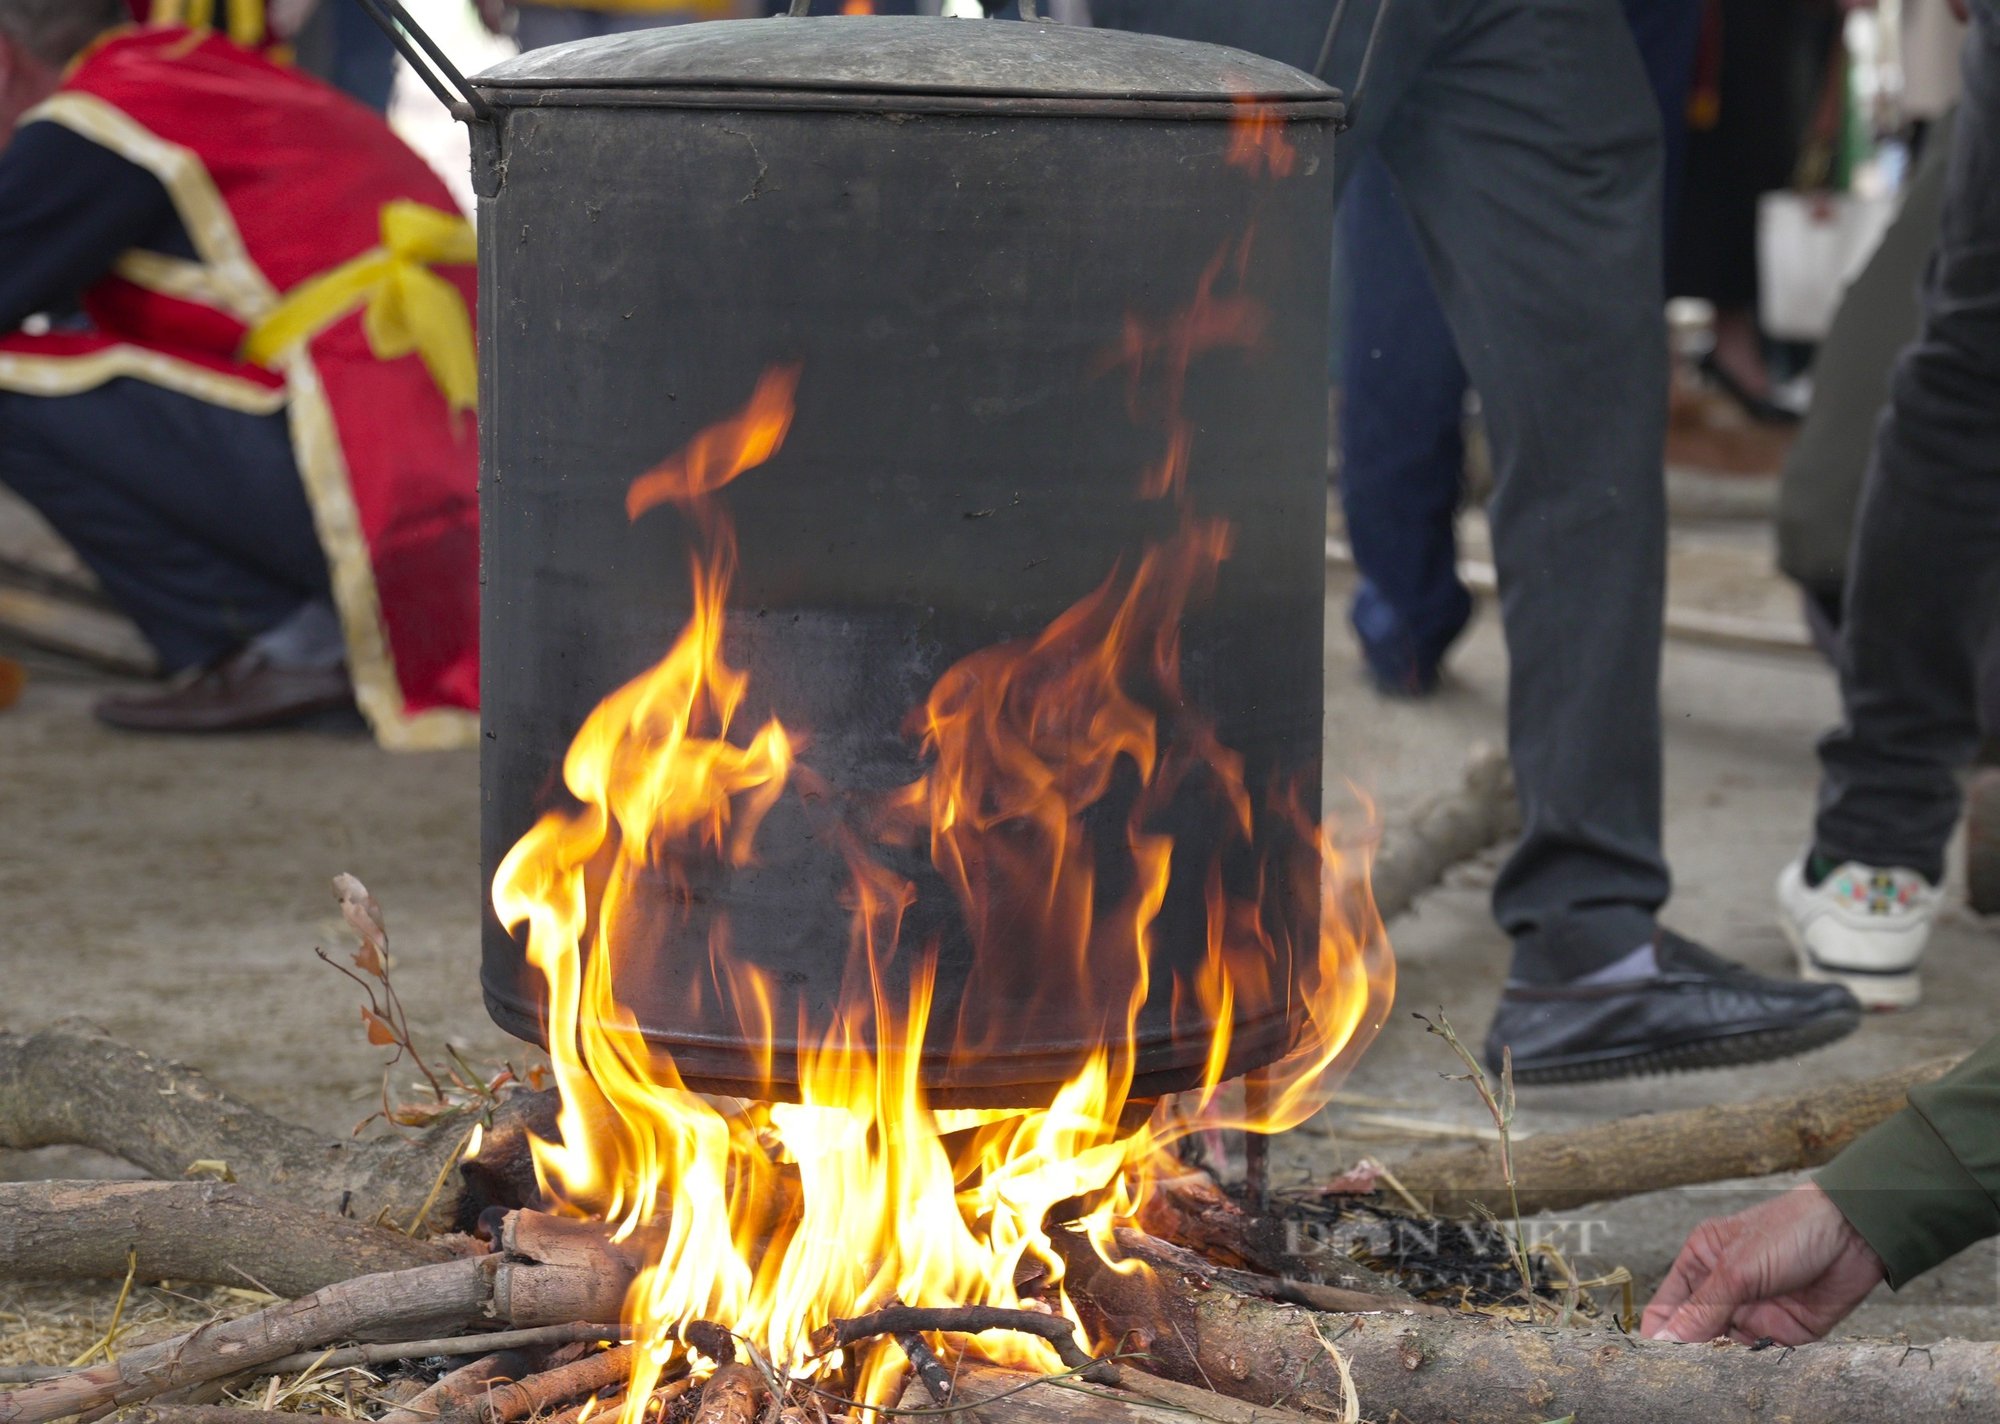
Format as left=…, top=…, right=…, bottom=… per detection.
left=95, top=648, right=354, bottom=733
left=1486, top=930, right=1862, bottom=1085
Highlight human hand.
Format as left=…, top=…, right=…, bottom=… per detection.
left=1641, top=1183, right=1887, bottom=1345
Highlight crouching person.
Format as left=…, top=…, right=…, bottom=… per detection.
left=0, top=1, right=478, bottom=746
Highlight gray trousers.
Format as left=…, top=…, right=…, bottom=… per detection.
left=513, top=8, right=702, bottom=51
left=1093, top=0, right=1670, bottom=979
left=1815, top=4, right=2000, bottom=883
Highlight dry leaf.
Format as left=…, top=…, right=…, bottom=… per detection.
left=352, top=940, right=386, bottom=979
left=362, top=1007, right=399, bottom=1047
left=333, top=872, right=389, bottom=965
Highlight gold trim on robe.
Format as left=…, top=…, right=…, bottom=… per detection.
left=15, top=91, right=477, bottom=752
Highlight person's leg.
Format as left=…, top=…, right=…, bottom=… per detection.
left=1776, top=108, right=1957, bottom=613
left=327, top=0, right=401, bottom=113
left=514, top=7, right=709, bottom=48
left=1618, top=0, right=1702, bottom=231
left=1364, top=0, right=1673, bottom=981
left=1812, top=18, right=2000, bottom=880
left=1337, top=149, right=1474, bottom=695
left=0, top=379, right=328, bottom=673
left=1327, top=0, right=1856, bottom=1076
left=511, top=8, right=595, bottom=50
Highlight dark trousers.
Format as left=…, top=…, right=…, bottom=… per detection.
left=1815, top=5, right=2000, bottom=883
left=1092, top=0, right=1673, bottom=980
left=1337, top=0, right=1697, bottom=691
left=0, top=379, right=328, bottom=673
left=1336, top=149, right=1474, bottom=692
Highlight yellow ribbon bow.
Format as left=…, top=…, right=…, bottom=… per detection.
left=241, top=200, right=479, bottom=414
left=152, top=0, right=266, bottom=48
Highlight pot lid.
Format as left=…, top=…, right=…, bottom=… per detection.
left=473, top=16, right=1335, bottom=106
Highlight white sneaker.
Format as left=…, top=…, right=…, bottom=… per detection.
left=1776, top=854, right=1941, bottom=1011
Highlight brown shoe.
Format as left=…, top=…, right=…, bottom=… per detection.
left=94, top=648, right=354, bottom=733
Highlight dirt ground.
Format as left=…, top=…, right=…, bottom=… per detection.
left=0, top=488, right=1993, bottom=1350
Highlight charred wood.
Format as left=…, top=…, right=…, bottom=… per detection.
left=811, top=1306, right=1109, bottom=1381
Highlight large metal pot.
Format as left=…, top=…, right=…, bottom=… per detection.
left=472, top=15, right=1340, bottom=1105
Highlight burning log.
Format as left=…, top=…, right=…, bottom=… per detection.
left=690, top=1364, right=764, bottom=1424
left=1391, top=1054, right=1960, bottom=1218
left=0, top=1022, right=555, bottom=1233
left=0, top=1181, right=452, bottom=1295
left=1060, top=1227, right=2000, bottom=1424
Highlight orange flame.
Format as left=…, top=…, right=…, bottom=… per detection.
left=497, top=235, right=1391, bottom=1419
left=1104, top=240, right=1267, bottom=500
left=626, top=364, right=800, bottom=521
left=1225, top=98, right=1297, bottom=179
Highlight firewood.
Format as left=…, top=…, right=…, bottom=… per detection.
left=895, top=1363, right=1305, bottom=1424
left=0, top=1258, right=497, bottom=1424
left=378, top=1350, right=536, bottom=1424
left=1369, top=743, right=1516, bottom=924
left=1391, top=1054, right=1960, bottom=1218
left=0, top=1181, right=452, bottom=1295
left=1139, top=1173, right=1422, bottom=1308
left=488, top=1215, right=636, bottom=1328
left=128, top=1410, right=348, bottom=1424
left=811, top=1306, right=1110, bottom=1381
left=0, top=1214, right=640, bottom=1424
left=442, top=1344, right=638, bottom=1424
left=0, top=1022, right=556, bottom=1234
left=1060, top=1226, right=2000, bottom=1424
left=242, top=1322, right=630, bottom=1380
left=690, top=1364, right=763, bottom=1424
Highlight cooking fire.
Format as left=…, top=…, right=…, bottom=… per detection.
left=492, top=115, right=1391, bottom=1413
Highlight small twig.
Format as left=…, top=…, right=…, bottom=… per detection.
left=68, top=1249, right=139, bottom=1368
left=128, top=1409, right=350, bottom=1424
left=447, top=1344, right=640, bottom=1424
left=810, top=1306, right=1111, bottom=1384
left=1366, top=1161, right=1428, bottom=1218
left=242, top=1323, right=631, bottom=1380
left=1415, top=1010, right=1538, bottom=1312
left=897, top=1334, right=958, bottom=1404
left=405, top=1121, right=480, bottom=1236
left=1242, top=1074, right=1271, bottom=1213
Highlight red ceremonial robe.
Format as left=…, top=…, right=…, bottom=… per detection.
left=0, top=28, right=479, bottom=749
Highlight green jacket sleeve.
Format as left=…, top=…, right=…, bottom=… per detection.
left=1817, top=1036, right=2000, bottom=1288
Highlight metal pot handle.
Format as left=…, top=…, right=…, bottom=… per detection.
left=349, top=0, right=494, bottom=123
